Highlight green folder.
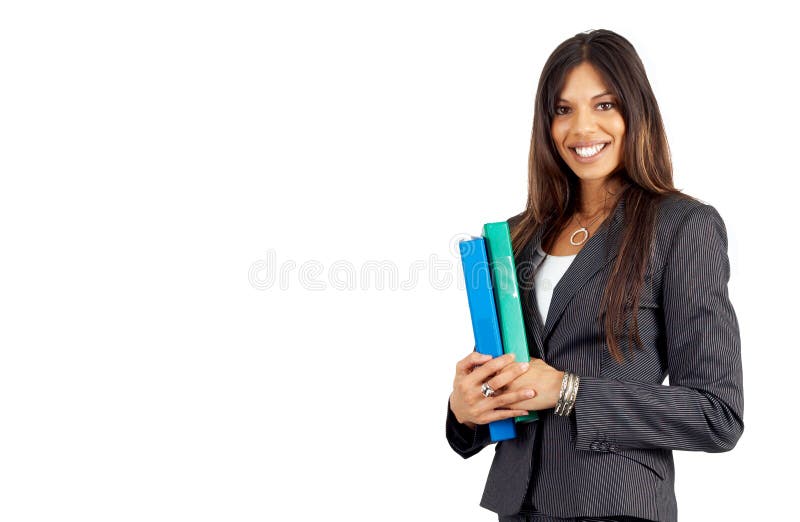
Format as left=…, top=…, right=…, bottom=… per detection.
left=483, top=221, right=538, bottom=423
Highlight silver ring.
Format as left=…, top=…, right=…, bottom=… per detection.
left=481, top=382, right=495, bottom=398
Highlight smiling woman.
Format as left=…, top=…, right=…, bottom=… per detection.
left=551, top=64, right=625, bottom=175
left=446, top=29, right=744, bottom=522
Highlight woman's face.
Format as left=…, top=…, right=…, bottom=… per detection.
left=550, top=62, right=625, bottom=184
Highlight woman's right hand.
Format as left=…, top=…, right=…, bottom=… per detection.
left=449, top=351, right=536, bottom=429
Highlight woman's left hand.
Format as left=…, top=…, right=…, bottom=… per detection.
left=499, top=358, right=565, bottom=411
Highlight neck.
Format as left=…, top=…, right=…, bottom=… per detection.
left=576, top=176, right=625, bottom=216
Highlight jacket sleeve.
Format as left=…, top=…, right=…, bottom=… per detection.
left=445, top=396, right=493, bottom=458
left=572, top=204, right=744, bottom=453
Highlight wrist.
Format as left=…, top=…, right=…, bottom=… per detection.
left=554, top=371, right=580, bottom=416
left=449, top=393, right=477, bottom=430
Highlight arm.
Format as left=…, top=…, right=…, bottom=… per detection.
left=572, top=204, right=744, bottom=453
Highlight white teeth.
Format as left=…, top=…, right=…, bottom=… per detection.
left=574, top=143, right=606, bottom=157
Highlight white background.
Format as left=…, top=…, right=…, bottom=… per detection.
left=1, top=1, right=796, bottom=521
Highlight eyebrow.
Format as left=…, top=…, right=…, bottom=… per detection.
left=557, top=91, right=613, bottom=103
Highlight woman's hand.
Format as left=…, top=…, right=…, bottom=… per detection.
left=449, top=352, right=536, bottom=429
left=499, top=357, right=565, bottom=411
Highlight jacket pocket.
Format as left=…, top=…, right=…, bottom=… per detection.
left=610, top=447, right=666, bottom=481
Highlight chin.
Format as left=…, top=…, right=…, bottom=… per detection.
left=570, top=167, right=617, bottom=181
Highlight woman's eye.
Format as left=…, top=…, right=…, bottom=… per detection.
left=555, top=106, right=570, bottom=115
left=598, top=102, right=615, bottom=110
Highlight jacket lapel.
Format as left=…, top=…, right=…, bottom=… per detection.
left=518, top=224, right=547, bottom=359
left=543, top=196, right=626, bottom=341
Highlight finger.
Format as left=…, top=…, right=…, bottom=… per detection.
left=473, top=388, right=535, bottom=417
left=455, top=351, right=493, bottom=376
left=477, top=408, right=532, bottom=424
left=493, top=388, right=537, bottom=408
left=486, top=361, right=530, bottom=392
left=466, top=353, right=517, bottom=384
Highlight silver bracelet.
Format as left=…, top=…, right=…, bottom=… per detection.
left=563, top=373, right=576, bottom=414
left=563, top=373, right=580, bottom=416
left=554, top=371, right=570, bottom=415
left=555, top=372, right=580, bottom=416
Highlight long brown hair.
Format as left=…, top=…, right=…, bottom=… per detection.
left=511, top=29, right=695, bottom=363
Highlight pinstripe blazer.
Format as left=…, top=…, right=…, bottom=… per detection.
left=446, top=193, right=744, bottom=522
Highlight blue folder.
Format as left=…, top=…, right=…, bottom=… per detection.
left=458, top=237, right=516, bottom=442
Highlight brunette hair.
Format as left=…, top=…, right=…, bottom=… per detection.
left=511, top=29, right=694, bottom=363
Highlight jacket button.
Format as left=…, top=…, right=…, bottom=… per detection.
left=590, top=442, right=600, bottom=451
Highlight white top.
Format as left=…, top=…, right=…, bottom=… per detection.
left=533, top=244, right=577, bottom=325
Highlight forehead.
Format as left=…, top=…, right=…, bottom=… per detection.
left=558, top=63, right=612, bottom=100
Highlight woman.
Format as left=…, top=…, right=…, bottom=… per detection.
left=446, top=29, right=744, bottom=522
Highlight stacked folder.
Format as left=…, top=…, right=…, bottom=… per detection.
left=458, top=221, right=537, bottom=442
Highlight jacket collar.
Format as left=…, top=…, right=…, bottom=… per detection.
left=520, top=195, right=626, bottom=359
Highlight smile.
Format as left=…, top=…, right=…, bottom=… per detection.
left=569, top=142, right=609, bottom=162
left=574, top=143, right=606, bottom=157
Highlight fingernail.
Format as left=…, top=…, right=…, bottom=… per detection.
left=520, top=362, right=529, bottom=372
left=525, top=390, right=535, bottom=398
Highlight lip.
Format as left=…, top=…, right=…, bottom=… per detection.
left=569, top=140, right=610, bottom=148
left=569, top=142, right=610, bottom=164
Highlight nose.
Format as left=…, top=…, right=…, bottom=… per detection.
left=573, top=106, right=598, bottom=134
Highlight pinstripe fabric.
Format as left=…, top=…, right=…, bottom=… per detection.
left=499, top=515, right=651, bottom=522
left=445, top=193, right=744, bottom=522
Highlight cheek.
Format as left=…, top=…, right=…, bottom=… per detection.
left=550, top=123, right=567, bottom=149
left=609, top=118, right=625, bottom=154
left=613, top=116, right=626, bottom=141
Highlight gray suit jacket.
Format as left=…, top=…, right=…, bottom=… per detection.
left=446, top=193, right=744, bottom=522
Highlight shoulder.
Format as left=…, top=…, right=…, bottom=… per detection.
left=505, top=210, right=535, bottom=241
left=654, top=192, right=727, bottom=234
left=655, top=192, right=707, bottom=226
left=652, top=192, right=730, bottom=264
left=506, top=210, right=526, bottom=228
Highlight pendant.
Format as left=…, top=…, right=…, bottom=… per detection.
left=570, top=228, right=589, bottom=246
